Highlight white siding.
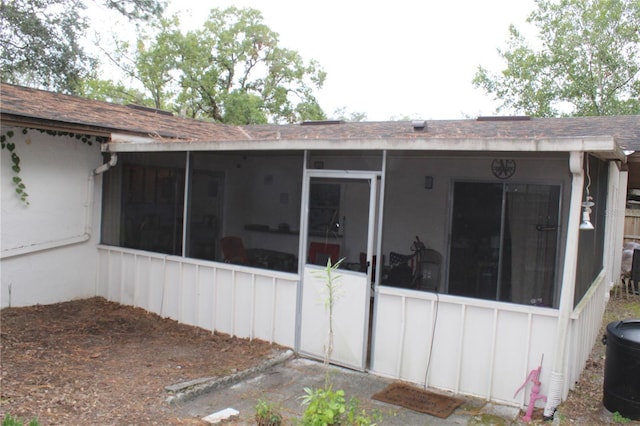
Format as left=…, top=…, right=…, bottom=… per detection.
left=371, top=287, right=559, bottom=406
left=96, top=246, right=298, bottom=347
left=1, top=127, right=103, bottom=307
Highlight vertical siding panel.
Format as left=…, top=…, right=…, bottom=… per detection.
left=180, top=263, right=197, bottom=327
left=395, top=296, right=407, bottom=378
left=487, top=308, right=498, bottom=399
left=94, top=247, right=297, bottom=347
left=271, top=278, right=277, bottom=343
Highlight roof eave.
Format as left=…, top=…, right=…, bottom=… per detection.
left=1, top=114, right=112, bottom=139
left=106, top=133, right=625, bottom=161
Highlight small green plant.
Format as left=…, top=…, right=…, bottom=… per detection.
left=344, top=397, right=381, bottom=426
left=300, top=386, right=346, bottom=426
left=612, top=411, right=631, bottom=423
left=299, top=258, right=378, bottom=425
left=255, top=398, right=283, bottom=426
left=299, top=387, right=379, bottom=426
left=2, top=414, right=40, bottom=426
left=310, top=258, right=344, bottom=373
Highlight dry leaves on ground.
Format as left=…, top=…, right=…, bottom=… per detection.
left=0, top=297, right=284, bottom=425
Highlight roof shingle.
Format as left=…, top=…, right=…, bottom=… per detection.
left=2, top=83, right=639, bottom=149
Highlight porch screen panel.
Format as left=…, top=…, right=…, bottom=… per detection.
left=186, top=166, right=224, bottom=261
left=574, top=155, right=608, bottom=306
left=101, top=152, right=186, bottom=256
left=505, top=184, right=560, bottom=306
left=203, top=151, right=303, bottom=272
left=448, top=181, right=561, bottom=307
left=449, top=182, right=503, bottom=300
left=102, top=151, right=303, bottom=273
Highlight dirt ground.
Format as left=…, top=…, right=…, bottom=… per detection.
left=0, top=297, right=284, bottom=425
left=1, top=291, right=639, bottom=425
left=556, top=290, right=640, bottom=425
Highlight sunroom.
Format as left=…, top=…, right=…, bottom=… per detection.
left=97, top=117, right=626, bottom=412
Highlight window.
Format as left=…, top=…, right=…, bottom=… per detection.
left=101, top=153, right=186, bottom=256
left=101, top=151, right=303, bottom=272
left=448, top=181, right=561, bottom=307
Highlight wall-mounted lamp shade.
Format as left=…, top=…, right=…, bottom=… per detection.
left=424, top=176, right=433, bottom=189
left=580, top=212, right=594, bottom=230
left=580, top=198, right=595, bottom=230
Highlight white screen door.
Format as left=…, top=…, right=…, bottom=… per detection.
left=298, top=171, right=378, bottom=371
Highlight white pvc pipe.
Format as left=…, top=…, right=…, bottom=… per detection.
left=94, top=152, right=118, bottom=175
left=543, top=151, right=584, bottom=418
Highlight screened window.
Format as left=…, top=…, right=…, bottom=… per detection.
left=101, top=153, right=186, bottom=256
left=448, top=182, right=561, bottom=307
left=101, top=151, right=303, bottom=272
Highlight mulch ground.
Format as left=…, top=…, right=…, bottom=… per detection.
left=0, top=297, right=283, bottom=425
left=556, top=291, right=640, bottom=425
left=1, top=292, right=639, bottom=425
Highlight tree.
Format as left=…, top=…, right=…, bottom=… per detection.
left=123, top=7, right=327, bottom=124
left=0, top=0, right=166, bottom=94
left=330, top=107, right=367, bottom=122
left=473, top=0, right=640, bottom=117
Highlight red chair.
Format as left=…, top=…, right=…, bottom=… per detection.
left=220, top=236, right=248, bottom=264
left=308, top=242, right=340, bottom=266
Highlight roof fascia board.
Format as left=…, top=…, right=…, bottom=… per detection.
left=107, top=133, right=624, bottom=160
left=1, top=115, right=112, bottom=138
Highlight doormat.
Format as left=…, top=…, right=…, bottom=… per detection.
left=371, top=382, right=463, bottom=419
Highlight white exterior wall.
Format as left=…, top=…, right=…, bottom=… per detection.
left=1, top=127, right=103, bottom=307
left=96, top=246, right=298, bottom=347
left=371, top=287, right=558, bottom=406
left=0, top=129, right=623, bottom=408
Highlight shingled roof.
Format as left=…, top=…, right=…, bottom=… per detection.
left=0, top=83, right=245, bottom=141
left=2, top=83, right=639, bottom=151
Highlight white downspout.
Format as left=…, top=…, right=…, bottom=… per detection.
left=94, top=152, right=118, bottom=175
left=544, top=151, right=584, bottom=419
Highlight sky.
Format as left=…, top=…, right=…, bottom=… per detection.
left=158, top=1, right=538, bottom=121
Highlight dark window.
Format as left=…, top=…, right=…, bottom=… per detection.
left=101, top=151, right=303, bottom=273
left=448, top=182, right=561, bottom=307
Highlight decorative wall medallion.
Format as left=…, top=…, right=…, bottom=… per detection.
left=491, top=159, right=516, bottom=179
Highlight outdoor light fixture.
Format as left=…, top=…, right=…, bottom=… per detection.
left=580, top=156, right=595, bottom=231
left=580, top=196, right=595, bottom=230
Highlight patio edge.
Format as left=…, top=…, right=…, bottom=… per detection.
left=165, top=349, right=295, bottom=405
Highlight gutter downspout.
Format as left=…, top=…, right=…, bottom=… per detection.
left=543, top=151, right=584, bottom=419
left=0, top=153, right=117, bottom=259
left=94, top=152, right=118, bottom=175
left=86, top=152, right=117, bottom=236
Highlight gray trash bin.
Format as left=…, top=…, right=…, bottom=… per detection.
left=603, top=319, right=640, bottom=420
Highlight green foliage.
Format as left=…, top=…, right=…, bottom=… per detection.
left=77, top=77, right=149, bottom=106
left=2, top=413, right=40, bottom=426
left=114, top=6, right=327, bottom=124
left=473, top=0, right=640, bottom=117
left=330, top=107, right=367, bottom=122
left=255, top=398, right=283, bottom=426
left=1, top=128, right=105, bottom=205
left=0, top=0, right=166, bottom=93
left=1, top=129, right=29, bottom=204
left=300, top=386, right=346, bottom=426
left=612, top=411, right=631, bottom=423
left=300, top=386, right=379, bottom=426
left=344, top=397, right=381, bottom=426
left=223, top=91, right=269, bottom=125
left=311, top=257, right=344, bottom=372
left=0, top=0, right=90, bottom=93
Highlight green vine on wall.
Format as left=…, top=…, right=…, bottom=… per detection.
left=1, top=128, right=108, bottom=205
left=1, top=128, right=29, bottom=204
